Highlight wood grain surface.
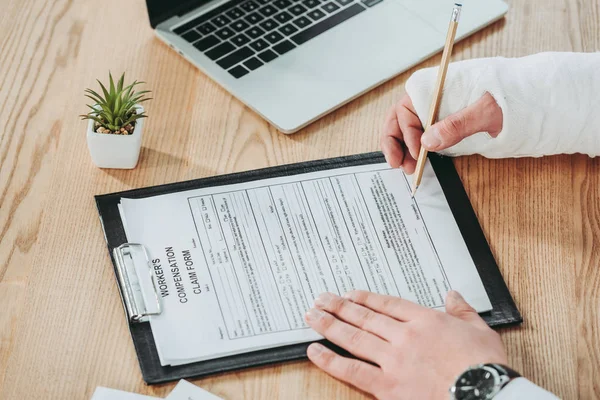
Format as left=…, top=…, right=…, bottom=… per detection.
left=1, top=0, right=599, bottom=399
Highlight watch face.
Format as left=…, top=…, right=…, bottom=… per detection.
left=453, top=366, right=500, bottom=400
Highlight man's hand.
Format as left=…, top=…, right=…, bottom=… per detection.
left=304, top=291, right=508, bottom=400
left=381, top=92, right=503, bottom=173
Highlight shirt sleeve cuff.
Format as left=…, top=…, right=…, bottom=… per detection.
left=494, top=377, right=561, bottom=399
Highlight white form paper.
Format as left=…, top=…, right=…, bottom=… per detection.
left=118, top=161, right=492, bottom=366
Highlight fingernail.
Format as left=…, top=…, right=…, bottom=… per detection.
left=307, top=343, right=324, bottom=357
left=421, top=126, right=442, bottom=150
left=314, top=293, right=334, bottom=308
left=342, top=292, right=353, bottom=300
left=449, top=290, right=464, bottom=301
left=305, top=308, right=325, bottom=322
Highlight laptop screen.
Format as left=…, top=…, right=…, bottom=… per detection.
left=146, top=0, right=214, bottom=28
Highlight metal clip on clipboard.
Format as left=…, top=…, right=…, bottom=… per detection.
left=113, top=243, right=162, bottom=323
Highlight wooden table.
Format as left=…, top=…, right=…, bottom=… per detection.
left=1, top=0, right=599, bottom=398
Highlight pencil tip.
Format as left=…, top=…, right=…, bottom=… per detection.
left=411, top=186, right=418, bottom=197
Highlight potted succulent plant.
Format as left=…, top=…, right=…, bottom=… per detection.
left=81, top=72, right=152, bottom=169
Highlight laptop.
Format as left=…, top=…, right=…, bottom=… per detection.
left=147, top=0, right=508, bottom=133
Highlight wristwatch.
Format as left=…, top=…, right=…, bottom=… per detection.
left=449, top=363, right=521, bottom=400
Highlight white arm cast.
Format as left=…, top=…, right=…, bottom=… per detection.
left=405, top=52, right=600, bottom=158
left=495, top=378, right=561, bottom=399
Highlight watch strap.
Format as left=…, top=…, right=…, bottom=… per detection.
left=486, top=364, right=521, bottom=380
left=485, top=364, right=521, bottom=392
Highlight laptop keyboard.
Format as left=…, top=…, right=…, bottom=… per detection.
left=173, top=0, right=384, bottom=78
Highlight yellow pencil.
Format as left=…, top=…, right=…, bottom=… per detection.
left=411, top=3, right=462, bottom=197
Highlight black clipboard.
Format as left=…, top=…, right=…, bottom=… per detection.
left=95, top=152, right=522, bottom=384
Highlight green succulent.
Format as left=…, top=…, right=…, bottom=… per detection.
left=81, top=72, right=152, bottom=133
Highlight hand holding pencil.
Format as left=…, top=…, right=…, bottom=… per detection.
left=411, top=3, right=462, bottom=195
left=380, top=4, right=501, bottom=191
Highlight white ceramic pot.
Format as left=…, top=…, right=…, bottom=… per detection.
left=86, top=105, right=144, bottom=169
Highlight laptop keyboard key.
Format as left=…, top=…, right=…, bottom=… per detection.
left=194, top=35, right=220, bottom=51
left=259, top=5, right=278, bottom=17
left=245, top=26, right=266, bottom=39
left=244, top=57, right=264, bottom=70
left=361, top=0, right=383, bottom=6
left=289, top=4, right=308, bottom=15
left=215, top=27, right=235, bottom=40
left=206, top=41, right=236, bottom=60
left=279, top=23, right=299, bottom=35
left=334, top=0, right=354, bottom=5
left=226, top=7, right=245, bottom=20
left=274, top=0, right=292, bottom=8
left=175, top=0, right=243, bottom=33
left=231, top=33, right=251, bottom=47
left=291, top=3, right=365, bottom=44
left=240, top=1, right=259, bottom=12
left=245, top=12, right=265, bottom=24
left=259, top=19, right=279, bottom=31
left=231, top=19, right=250, bottom=32
left=273, top=40, right=296, bottom=55
left=182, top=30, right=201, bottom=42
left=322, top=2, right=340, bottom=12
left=198, top=22, right=217, bottom=35
left=307, top=9, right=326, bottom=20
left=249, top=38, right=269, bottom=51
left=274, top=11, right=293, bottom=24
left=173, top=16, right=207, bottom=34
left=256, top=0, right=270, bottom=4
left=229, top=65, right=249, bottom=78
left=217, top=46, right=255, bottom=69
left=265, top=31, right=284, bottom=44
left=303, top=0, right=321, bottom=8
left=293, top=16, right=312, bottom=28
left=212, top=15, right=231, bottom=27
left=258, top=49, right=278, bottom=63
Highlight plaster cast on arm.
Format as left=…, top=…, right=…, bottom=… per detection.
left=405, top=52, right=600, bottom=158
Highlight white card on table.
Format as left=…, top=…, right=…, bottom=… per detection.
left=165, top=380, right=222, bottom=400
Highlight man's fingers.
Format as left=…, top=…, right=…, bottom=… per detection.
left=307, top=343, right=382, bottom=394
left=305, top=308, right=389, bottom=364
left=343, top=290, right=431, bottom=322
left=445, top=291, right=489, bottom=330
left=381, top=135, right=405, bottom=168
left=314, top=293, right=403, bottom=341
left=381, top=95, right=425, bottom=170
left=400, top=153, right=417, bottom=175
left=395, top=100, right=424, bottom=160
left=381, top=105, right=407, bottom=168
left=421, top=92, right=503, bottom=152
